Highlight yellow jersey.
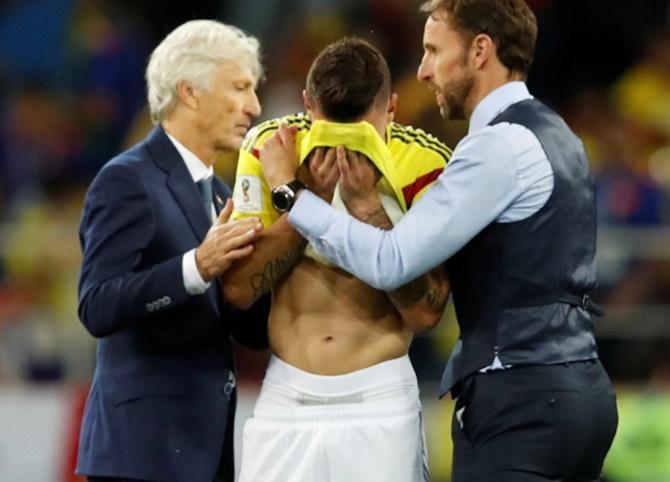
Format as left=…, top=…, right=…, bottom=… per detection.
left=232, top=112, right=450, bottom=230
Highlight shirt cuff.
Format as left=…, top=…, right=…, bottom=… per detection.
left=182, top=248, right=211, bottom=295
left=288, top=191, right=333, bottom=238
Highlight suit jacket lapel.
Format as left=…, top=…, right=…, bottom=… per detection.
left=144, top=126, right=211, bottom=241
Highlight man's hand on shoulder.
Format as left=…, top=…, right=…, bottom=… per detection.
left=195, top=199, right=263, bottom=282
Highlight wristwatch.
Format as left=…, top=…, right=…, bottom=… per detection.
left=271, top=179, right=306, bottom=212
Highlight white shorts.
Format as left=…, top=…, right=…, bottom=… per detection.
left=238, top=355, right=428, bottom=482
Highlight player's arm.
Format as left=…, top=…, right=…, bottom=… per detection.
left=221, top=215, right=306, bottom=310
left=337, top=148, right=450, bottom=332
left=220, top=127, right=302, bottom=310
left=221, top=128, right=338, bottom=310
left=346, top=190, right=449, bottom=333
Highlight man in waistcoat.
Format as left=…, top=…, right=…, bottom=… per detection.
left=256, top=1, right=618, bottom=481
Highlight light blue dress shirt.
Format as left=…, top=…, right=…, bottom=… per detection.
left=288, top=82, right=554, bottom=290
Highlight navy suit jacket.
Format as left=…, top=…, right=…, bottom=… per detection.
left=76, top=126, right=269, bottom=482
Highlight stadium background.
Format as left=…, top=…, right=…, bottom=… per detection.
left=0, top=0, right=669, bottom=480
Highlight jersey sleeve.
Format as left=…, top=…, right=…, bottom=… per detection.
left=389, top=123, right=452, bottom=209
left=232, top=114, right=311, bottom=226
left=231, top=124, right=280, bottom=227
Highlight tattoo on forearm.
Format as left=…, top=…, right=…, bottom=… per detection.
left=349, top=195, right=393, bottom=230
left=426, top=281, right=449, bottom=312
left=363, top=208, right=393, bottom=230
left=249, top=247, right=303, bottom=298
left=389, top=275, right=428, bottom=309
left=390, top=272, right=449, bottom=313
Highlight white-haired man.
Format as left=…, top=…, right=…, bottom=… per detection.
left=76, top=20, right=268, bottom=482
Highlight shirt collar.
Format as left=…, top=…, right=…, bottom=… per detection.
left=468, top=81, right=533, bottom=135
left=165, top=131, right=214, bottom=182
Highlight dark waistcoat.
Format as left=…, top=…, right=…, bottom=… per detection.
left=441, top=98, right=601, bottom=397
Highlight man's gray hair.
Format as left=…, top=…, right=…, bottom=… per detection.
left=146, top=20, right=263, bottom=124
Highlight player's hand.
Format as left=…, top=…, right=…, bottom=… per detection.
left=302, top=147, right=339, bottom=202
left=195, top=199, right=263, bottom=281
left=259, top=124, right=300, bottom=189
left=336, top=145, right=381, bottom=210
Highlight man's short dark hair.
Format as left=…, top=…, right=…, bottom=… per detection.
left=421, top=0, right=537, bottom=76
left=305, top=37, right=391, bottom=122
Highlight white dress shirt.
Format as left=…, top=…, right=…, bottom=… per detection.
left=165, top=132, right=214, bottom=295
left=288, top=82, right=554, bottom=290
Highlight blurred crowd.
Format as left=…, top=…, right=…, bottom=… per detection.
left=1, top=0, right=670, bottom=479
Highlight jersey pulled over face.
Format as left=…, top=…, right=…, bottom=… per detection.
left=232, top=113, right=450, bottom=374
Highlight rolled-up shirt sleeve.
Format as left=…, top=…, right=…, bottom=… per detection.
left=288, top=130, right=522, bottom=290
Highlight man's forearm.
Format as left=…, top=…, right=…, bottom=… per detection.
left=388, top=267, right=450, bottom=331
left=356, top=205, right=394, bottom=230
left=348, top=195, right=449, bottom=331
left=221, top=215, right=306, bottom=309
left=248, top=243, right=304, bottom=299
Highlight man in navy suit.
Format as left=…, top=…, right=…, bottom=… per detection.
left=76, top=20, right=268, bottom=482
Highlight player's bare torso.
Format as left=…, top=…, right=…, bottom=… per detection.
left=269, top=256, right=411, bottom=375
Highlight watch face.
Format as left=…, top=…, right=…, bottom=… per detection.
left=272, top=188, right=290, bottom=212
left=272, top=180, right=304, bottom=212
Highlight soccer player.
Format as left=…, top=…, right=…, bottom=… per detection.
left=261, top=1, right=619, bottom=481
left=221, top=37, right=451, bottom=482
